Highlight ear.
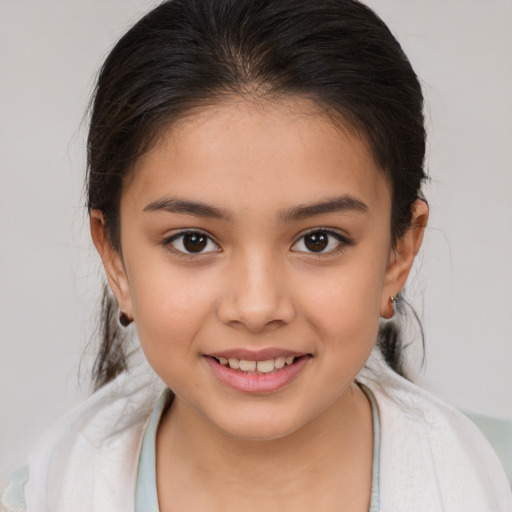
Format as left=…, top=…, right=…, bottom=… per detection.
left=90, top=210, right=132, bottom=317
left=380, top=199, right=429, bottom=318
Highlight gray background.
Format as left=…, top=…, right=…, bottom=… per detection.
left=1, top=0, right=511, bottom=485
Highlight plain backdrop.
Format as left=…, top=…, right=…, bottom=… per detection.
left=1, top=0, right=511, bottom=486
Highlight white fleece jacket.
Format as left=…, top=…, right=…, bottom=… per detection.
left=2, top=351, right=511, bottom=512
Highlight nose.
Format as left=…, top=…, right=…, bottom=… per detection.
left=216, top=250, right=296, bottom=333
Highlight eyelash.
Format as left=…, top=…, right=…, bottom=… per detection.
left=162, top=230, right=220, bottom=256
left=291, top=228, right=352, bottom=255
left=162, top=228, right=352, bottom=257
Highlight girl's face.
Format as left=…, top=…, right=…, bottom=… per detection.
left=93, top=98, right=424, bottom=440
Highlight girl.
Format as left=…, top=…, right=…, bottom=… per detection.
left=2, top=0, right=511, bottom=510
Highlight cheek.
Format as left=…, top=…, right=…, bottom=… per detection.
left=126, top=260, right=219, bottom=359
left=296, top=256, right=386, bottom=352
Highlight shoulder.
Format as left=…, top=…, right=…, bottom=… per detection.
left=6, top=356, right=165, bottom=512
left=360, top=356, right=512, bottom=511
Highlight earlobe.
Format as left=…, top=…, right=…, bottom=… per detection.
left=380, top=199, right=429, bottom=318
left=90, top=210, right=132, bottom=316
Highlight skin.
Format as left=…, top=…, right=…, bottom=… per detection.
left=91, top=97, right=428, bottom=511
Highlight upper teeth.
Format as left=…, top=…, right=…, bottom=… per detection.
left=217, top=356, right=296, bottom=373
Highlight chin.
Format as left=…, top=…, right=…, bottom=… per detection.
left=207, top=405, right=312, bottom=442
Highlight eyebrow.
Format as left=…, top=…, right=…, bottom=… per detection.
left=143, top=194, right=368, bottom=221
left=143, top=197, right=231, bottom=220
left=279, top=196, right=368, bottom=221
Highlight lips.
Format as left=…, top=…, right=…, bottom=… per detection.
left=209, top=348, right=305, bottom=361
left=205, top=350, right=311, bottom=393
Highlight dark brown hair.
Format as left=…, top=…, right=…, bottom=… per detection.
left=87, top=0, right=427, bottom=389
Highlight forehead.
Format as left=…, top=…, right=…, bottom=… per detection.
left=127, top=97, right=391, bottom=217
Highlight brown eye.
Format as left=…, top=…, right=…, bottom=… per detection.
left=304, top=231, right=329, bottom=252
left=291, top=229, right=349, bottom=254
left=183, top=233, right=207, bottom=252
left=166, top=231, right=219, bottom=254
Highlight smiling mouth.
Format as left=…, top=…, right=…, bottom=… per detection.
left=210, top=355, right=308, bottom=374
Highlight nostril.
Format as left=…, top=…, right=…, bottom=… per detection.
left=217, top=300, right=295, bottom=333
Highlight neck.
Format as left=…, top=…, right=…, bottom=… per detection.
left=156, top=382, right=373, bottom=511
